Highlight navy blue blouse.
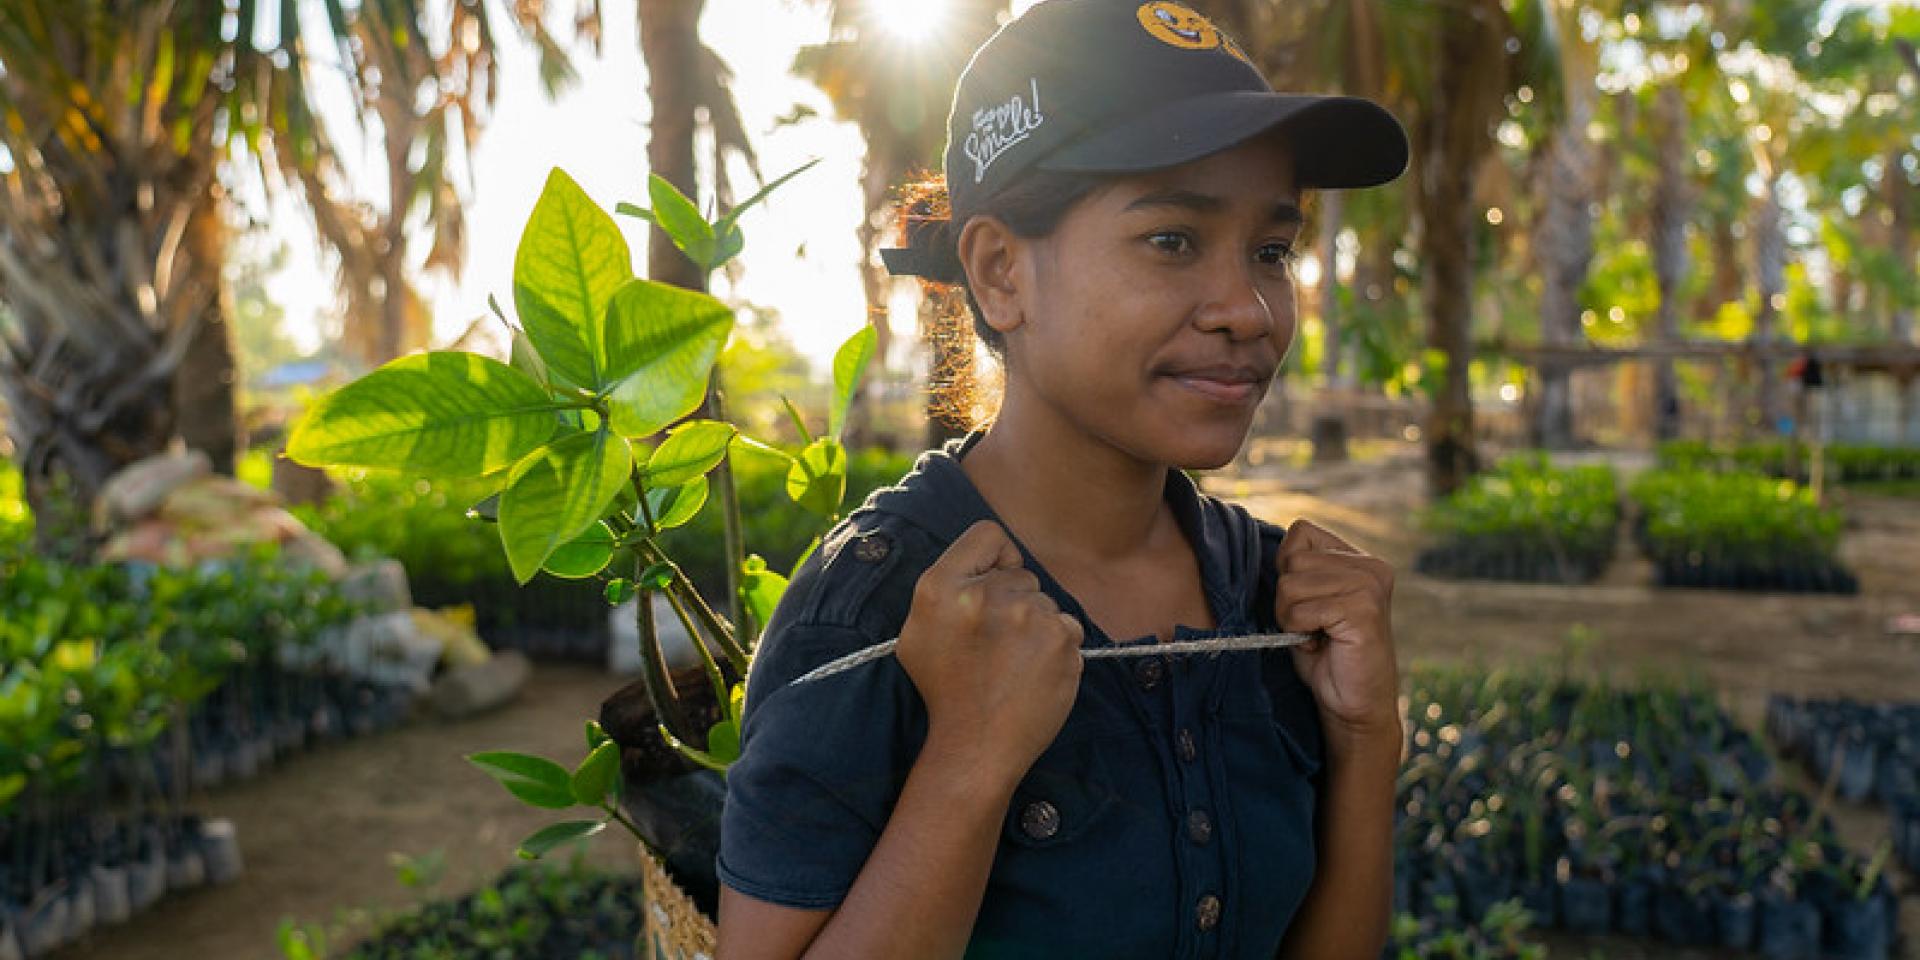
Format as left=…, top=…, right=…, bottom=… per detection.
left=718, top=427, right=1325, bottom=958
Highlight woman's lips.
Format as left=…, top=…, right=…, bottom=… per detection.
left=1167, top=374, right=1259, bottom=405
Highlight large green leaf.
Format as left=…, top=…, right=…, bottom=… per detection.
left=542, top=521, right=615, bottom=579
left=645, top=476, right=709, bottom=530
left=602, top=279, right=734, bottom=437
left=513, top=168, right=633, bottom=390
left=287, top=352, right=557, bottom=478
left=499, top=431, right=634, bottom=584
left=741, top=554, right=788, bottom=633
left=646, top=419, right=738, bottom=487
left=570, top=740, right=620, bottom=805
left=468, top=752, right=576, bottom=809
left=647, top=174, right=717, bottom=267
left=706, top=718, right=740, bottom=765
left=516, top=819, right=606, bottom=860
left=785, top=438, right=847, bottom=517
left=830, top=325, right=877, bottom=440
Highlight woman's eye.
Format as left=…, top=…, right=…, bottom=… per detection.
left=1256, top=241, right=1298, bottom=267
left=1146, top=231, right=1194, bottom=256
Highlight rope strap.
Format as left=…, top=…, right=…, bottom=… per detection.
left=789, top=631, right=1318, bottom=687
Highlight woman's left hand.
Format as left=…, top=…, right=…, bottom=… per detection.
left=1273, top=518, right=1400, bottom=750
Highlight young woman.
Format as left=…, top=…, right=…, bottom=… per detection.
left=717, top=2, right=1407, bottom=957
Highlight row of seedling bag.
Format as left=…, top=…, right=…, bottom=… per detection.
left=1659, top=440, right=1920, bottom=486
left=1416, top=452, right=1857, bottom=593
left=1767, top=696, right=1920, bottom=877
left=0, top=547, right=402, bottom=960
left=1386, top=663, right=1899, bottom=959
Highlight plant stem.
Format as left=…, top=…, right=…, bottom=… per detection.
left=633, top=474, right=658, bottom=536
left=632, top=580, right=693, bottom=745
left=640, top=539, right=750, bottom=675
left=705, top=369, right=751, bottom=650
left=660, top=580, right=734, bottom=716
left=605, top=804, right=664, bottom=860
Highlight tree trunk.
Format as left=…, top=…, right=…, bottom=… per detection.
left=1752, top=178, right=1786, bottom=433
left=0, top=183, right=205, bottom=559
left=639, top=0, right=707, bottom=294
left=639, top=0, right=746, bottom=642
left=1310, top=190, right=1351, bottom=463
left=1532, top=104, right=1595, bottom=450
left=1413, top=8, right=1492, bottom=498
left=848, top=152, right=896, bottom=452
left=172, top=187, right=240, bottom=474
left=1649, top=84, right=1690, bottom=442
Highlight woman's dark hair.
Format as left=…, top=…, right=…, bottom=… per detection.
left=896, top=168, right=1109, bottom=430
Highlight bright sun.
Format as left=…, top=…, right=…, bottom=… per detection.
left=873, top=0, right=950, bottom=44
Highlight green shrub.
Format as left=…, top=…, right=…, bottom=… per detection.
left=1415, top=453, right=1619, bottom=583
left=1630, top=467, right=1843, bottom=563
left=0, top=546, right=358, bottom=809
left=1827, top=442, right=1920, bottom=483
left=291, top=471, right=510, bottom=588
left=322, top=861, right=645, bottom=960
left=1658, top=439, right=1920, bottom=485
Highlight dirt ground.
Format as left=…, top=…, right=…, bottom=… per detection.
left=44, top=437, right=1920, bottom=959
left=50, top=665, right=638, bottom=960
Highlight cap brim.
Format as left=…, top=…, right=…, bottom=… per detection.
left=1037, top=90, right=1409, bottom=190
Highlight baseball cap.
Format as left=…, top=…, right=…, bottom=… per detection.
left=881, top=0, right=1410, bottom=279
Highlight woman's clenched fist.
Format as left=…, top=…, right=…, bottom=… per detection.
left=896, top=519, right=1085, bottom=785
left=1274, top=518, right=1401, bottom=751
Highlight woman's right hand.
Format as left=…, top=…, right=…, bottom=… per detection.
left=895, top=518, right=1085, bottom=783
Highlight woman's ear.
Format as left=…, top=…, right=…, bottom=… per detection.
left=957, top=216, right=1028, bottom=338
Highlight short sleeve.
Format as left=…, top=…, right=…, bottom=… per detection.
left=717, top=620, right=927, bottom=910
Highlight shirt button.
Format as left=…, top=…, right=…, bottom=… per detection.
left=1020, top=800, right=1060, bottom=840
left=1176, top=728, right=1197, bottom=763
left=1134, top=657, right=1164, bottom=691
left=852, top=533, right=891, bottom=562
left=1196, top=893, right=1222, bottom=931
left=1187, top=809, right=1212, bottom=845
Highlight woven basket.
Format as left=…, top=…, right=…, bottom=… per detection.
left=640, top=846, right=719, bottom=959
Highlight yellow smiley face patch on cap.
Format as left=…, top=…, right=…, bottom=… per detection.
left=1136, top=2, right=1220, bottom=50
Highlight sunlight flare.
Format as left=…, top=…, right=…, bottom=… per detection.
left=873, top=0, right=951, bottom=45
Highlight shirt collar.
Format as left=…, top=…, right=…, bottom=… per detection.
left=863, top=426, right=1247, bottom=644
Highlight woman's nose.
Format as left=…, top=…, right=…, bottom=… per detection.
left=1193, top=256, right=1276, bottom=341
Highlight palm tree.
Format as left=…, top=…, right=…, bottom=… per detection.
left=1244, top=0, right=1424, bottom=462
left=0, top=0, right=567, bottom=555
left=1407, top=0, right=1563, bottom=495
left=1624, top=2, right=1799, bottom=441
left=797, top=0, right=1010, bottom=450
left=1246, top=0, right=1561, bottom=495
left=1525, top=0, right=1597, bottom=450
left=1646, top=80, right=1693, bottom=441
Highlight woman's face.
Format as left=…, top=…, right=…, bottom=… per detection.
left=989, top=131, right=1302, bottom=470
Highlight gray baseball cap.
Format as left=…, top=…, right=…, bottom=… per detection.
left=883, top=0, right=1409, bottom=279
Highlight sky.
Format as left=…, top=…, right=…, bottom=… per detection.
left=250, top=0, right=1045, bottom=379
